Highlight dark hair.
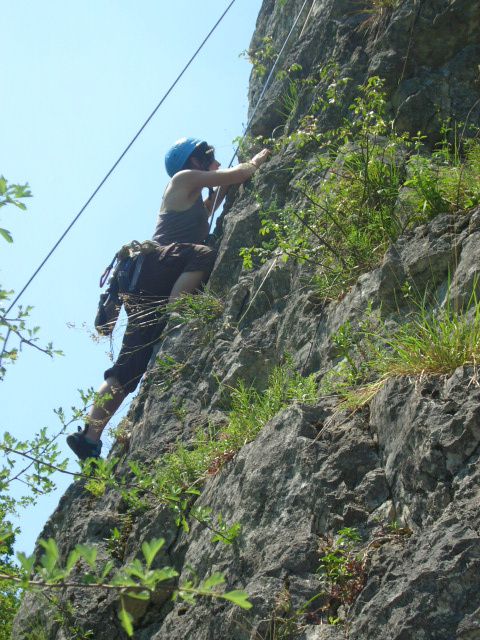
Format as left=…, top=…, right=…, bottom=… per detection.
left=184, top=142, right=215, bottom=171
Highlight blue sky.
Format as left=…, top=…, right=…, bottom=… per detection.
left=1, top=0, right=264, bottom=554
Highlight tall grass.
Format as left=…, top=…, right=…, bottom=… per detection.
left=164, top=291, right=224, bottom=325
left=154, top=364, right=318, bottom=491
left=376, top=298, right=480, bottom=377
left=323, top=290, right=480, bottom=408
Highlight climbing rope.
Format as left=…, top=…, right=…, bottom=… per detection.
left=208, top=0, right=312, bottom=231
left=237, top=0, right=311, bottom=150
left=237, top=255, right=279, bottom=325
left=4, top=0, right=238, bottom=317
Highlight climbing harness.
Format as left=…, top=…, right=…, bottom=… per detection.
left=95, top=241, right=160, bottom=336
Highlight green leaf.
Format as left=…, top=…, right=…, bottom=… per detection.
left=100, top=560, right=115, bottom=580
left=200, top=572, right=225, bottom=590
left=0, top=176, right=7, bottom=194
left=211, top=522, right=241, bottom=545
left=0, top=526, right=14, bottom=545
left=0, top=228, right=13, bottom=243
left=221, top=590, right=253, bottom=609
left=141, top=537, right=165, bottom=569
left=111, top=576, right=139, bottom=588
left=123, top=559, right=145, bottom=580
left=65, top=548, right=81, bottom=573
left=16, top=551, right=35, bottom=575
left=150, top=566, right=178, bottom=584
left=76, top=544, right=98, bottom=569
left=177, top=590, right=196, bottom=605
left=118, top=605, right=134, bottom=637
left=12, top=184, right=31, bottom=199
left=39, top=538, right=60, bottom=573
left=125, top=590, right=150, bottom=601
left=185, top=487, right=201, bottom=496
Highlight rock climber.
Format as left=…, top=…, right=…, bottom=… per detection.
left=67, top=137, right=270, bottom=460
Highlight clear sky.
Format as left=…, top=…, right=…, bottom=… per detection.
left=1, top=0, right=264, bottom=554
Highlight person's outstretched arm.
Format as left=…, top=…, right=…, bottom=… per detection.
left=174, top=149, right=270, bottom=191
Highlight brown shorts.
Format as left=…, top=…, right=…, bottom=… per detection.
left=104, top=242, right=216, bottom=394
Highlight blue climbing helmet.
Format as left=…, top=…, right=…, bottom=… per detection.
left=165, top=137, right=205, bottom=177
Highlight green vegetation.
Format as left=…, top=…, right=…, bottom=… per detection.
left=0, top=185, right=254, bottom=637
left=23, top=595, right=94, bottom=640
left=404, top=129, right=480, bottom=217
left=253, top=527, right=365, bottom=637
left=0, top=313, right=316, bottom=638
left=356, top=0, right=400, bottom=37
left=69, top=362, right=317, bottom=632
left=0, top=523, right=19, bottom=640
left=1, top=183, right=71, bottom=637
left=242, top=36, right=278, bottom=78
left=104, top=513, right=135, bottom=562
left=239, top=73, right=480, bottom=410
left=4, top=536, right=251, bottom=639
left=164, top=291, right=224, bottom=325
left=5, top=65, right=478, bottom=636
left=90, top=362, right=317, bottom=533
left=152, top=354, right=185, bottom=392
left=240, top=77, right=480, bottom=300
left=1, top=178, right=62, bottom=380
left=321, top=288, right=480, bottom=408
left=155, top=362, right=317, bottom=487
left=359, top=0, right=400, bottom=13
left=318, top=527, right=365, bottom=617
left=0, top=176, right=31, bottom=243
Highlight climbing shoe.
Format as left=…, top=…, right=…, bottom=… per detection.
left=66, top=426, right=102, bottom=460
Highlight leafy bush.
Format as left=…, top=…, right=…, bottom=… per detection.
left=241, top=77, right=480, bottom=300
left=241, top=36, right=277, bottom=78
left=404, top=129, right=480, bottom=217
left=318, top=527, right=365, bottom=614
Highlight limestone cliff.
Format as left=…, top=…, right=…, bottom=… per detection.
left=15, top=1, right=480, bottom=639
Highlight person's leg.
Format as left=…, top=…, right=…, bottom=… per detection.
left=85, top=376, right=125, bottom=442
left=67, top=312, right=155, bottom=459
left=68, top=247, right=214, bottom=459
left=168, top=270, right=206, bottom=302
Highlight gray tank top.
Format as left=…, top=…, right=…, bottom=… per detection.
left=153, top=196, right=209, bottom=245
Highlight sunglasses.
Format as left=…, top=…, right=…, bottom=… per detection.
left=190, top=143, right=216, bottom=170
left=202, top=145, right=216, bottom=165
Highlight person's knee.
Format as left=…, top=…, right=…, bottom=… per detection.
left=169, top=270, right=206, bottom=302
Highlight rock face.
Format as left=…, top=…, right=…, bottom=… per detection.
left=14, top=1, right=480, bottom=639
left=248, top=0, right=480, bottom=141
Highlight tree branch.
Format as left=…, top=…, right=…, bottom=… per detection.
left=0, top=445, right=88, bottom=479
